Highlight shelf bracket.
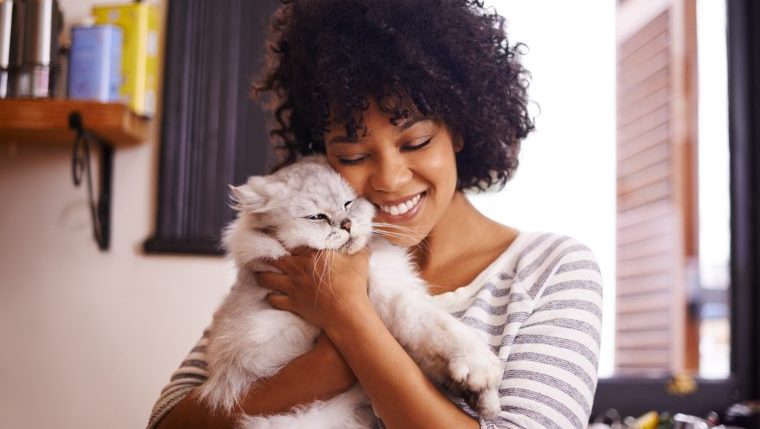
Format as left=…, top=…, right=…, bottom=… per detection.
left=69, top=111, right=113, bottom=251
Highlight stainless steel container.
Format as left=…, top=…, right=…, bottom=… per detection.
left=0, top=0, right=17, bottom=97
left=13, top=0, right=62, bottom=98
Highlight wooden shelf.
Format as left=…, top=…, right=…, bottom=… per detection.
left=0, top=99, right=149, bottom=147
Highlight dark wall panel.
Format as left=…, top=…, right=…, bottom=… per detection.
left=145, top=0, right=280, bottom=255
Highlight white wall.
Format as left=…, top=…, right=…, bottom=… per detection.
left=469, top=0, right=617, bottom=376
left=0, top=1, right=234, bottom=428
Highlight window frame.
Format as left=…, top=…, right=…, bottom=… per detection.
left=592, top=0, right=760, bottom=418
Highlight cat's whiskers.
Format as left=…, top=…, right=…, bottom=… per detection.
left=316, top=248, right=342, bottom=303
left=371, top=229, right=432, bottom=257
left=312, top=249, right=323, bottom=299
left=371, top=221, right=414, bottom=231
left=313, top=248, right=329, bottom=303
left=372, top=222, right=425, bottom=239
left=371, top=229, right=416, bottom=240
left=371, top=227, right=427, bottom=246
left=326, top=249, right=337, bottom=299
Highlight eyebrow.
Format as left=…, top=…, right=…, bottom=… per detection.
left=327, top=116, right=431, bottom=145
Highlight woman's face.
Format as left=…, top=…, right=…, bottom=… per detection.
left=324, top=103, right=460, bottom=246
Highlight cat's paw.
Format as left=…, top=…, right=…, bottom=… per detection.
left=446, top=343, right=503, bottom=418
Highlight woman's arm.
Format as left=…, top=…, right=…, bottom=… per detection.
left=260, top=250, right=481, bottom=429
left=153, top=333, right=356, bottom=429
left=325, top=297, right=481, bottom=429
left=473, top=238, right=603, bottom=429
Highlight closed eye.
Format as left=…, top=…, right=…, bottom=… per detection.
left=344, top=200, right=353, bottom=209
left=305, top=214, right=330, bottom=221
left=402, top=137, right=432, bottom=152
left=337, top=155, right=368, bottom=165
left=336, top=137, right=432, bottom=165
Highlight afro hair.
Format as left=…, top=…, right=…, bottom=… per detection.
left=254, top=0, right=535, bottom=191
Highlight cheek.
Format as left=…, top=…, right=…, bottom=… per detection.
left=430, top=149, right=456, bottom=172
left=419, top=144, right=458, bottom=190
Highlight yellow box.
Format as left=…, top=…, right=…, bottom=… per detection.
left=92, top=3, right=160, bottom=117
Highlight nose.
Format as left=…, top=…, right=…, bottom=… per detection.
left=340, top=218, right=352, bottom=232
left=370, top=153, right=413, bottom=193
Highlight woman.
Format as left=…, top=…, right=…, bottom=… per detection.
left=149, top=1, right=603, bottom=428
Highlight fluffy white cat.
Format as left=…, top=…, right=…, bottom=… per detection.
left=198, top=156, right=502, bottom=429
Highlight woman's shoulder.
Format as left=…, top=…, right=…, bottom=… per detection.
left=509, top=230, right=597, bottom=258
left=490, top=230, right=596, bottom=265
left=508, top=230, right=602, bottom=299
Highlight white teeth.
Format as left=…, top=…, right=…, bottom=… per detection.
left=379, top=193, right=422, bottom=216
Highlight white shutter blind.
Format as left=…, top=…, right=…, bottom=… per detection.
left=615, top=0, right=699, bottom=375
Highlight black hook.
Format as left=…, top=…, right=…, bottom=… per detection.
left=68, top=111, right=113, bottom=250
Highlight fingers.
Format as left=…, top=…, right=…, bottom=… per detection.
left=266, top=247, right=315, bottom=272
left=267, top=294, right=293, bottom=312
left=255, top=271, right=292, bottom=294
left=265, top=258, right=291, bottom=273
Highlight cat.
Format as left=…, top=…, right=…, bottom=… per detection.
left=198, top=156, right=502, bottom=429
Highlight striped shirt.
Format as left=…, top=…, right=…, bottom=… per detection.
left=147, top=231, right=603, bottom=429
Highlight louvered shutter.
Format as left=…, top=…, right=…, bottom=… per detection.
left=615, top=0, right=699, bottom=374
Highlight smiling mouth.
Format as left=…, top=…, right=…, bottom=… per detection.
left=373, top=191, right=427, bottom=224
left=376, top=192, right=426, bottom=216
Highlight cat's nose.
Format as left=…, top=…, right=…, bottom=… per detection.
left=340, top=219, right=352, bottom=232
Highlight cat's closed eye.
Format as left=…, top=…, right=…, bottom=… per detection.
left=305, top=214, right=330, bottom=221
left=344, top=200, right=353, bottom=209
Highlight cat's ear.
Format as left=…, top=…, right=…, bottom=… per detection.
left=229, top=176, right=277, bottom=213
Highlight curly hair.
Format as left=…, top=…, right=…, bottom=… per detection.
left=253, top=0, right=534, bottom=191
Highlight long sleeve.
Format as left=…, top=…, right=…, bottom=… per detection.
left=438, top=232, right=603, bottom=429
left=146, top=330, right=211, bottom=429
left=489, top=237, right=602, bottom=428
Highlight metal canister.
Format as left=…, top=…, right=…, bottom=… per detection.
left=0, top=0, right=24, bottom=98
left=16, top=0, right=61, bottom=98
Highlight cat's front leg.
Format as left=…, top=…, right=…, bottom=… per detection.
left=370, top=280, right=502, bottom=417
left=428, top=314, right=502, bottom=417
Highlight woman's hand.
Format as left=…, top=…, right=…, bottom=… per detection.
left=255, top=247, right=372, bottom=330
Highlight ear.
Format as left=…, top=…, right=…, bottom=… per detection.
left=229, top=177, right=272, bottom=213
left=453, top=134, right=464, bottom=153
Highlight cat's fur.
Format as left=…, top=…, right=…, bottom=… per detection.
left=198, top=156, right=502, bottom=429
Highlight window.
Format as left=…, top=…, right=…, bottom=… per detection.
left=476, top=0, right=760, bottom=419
left=594, top=0, right=760, bottom=416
